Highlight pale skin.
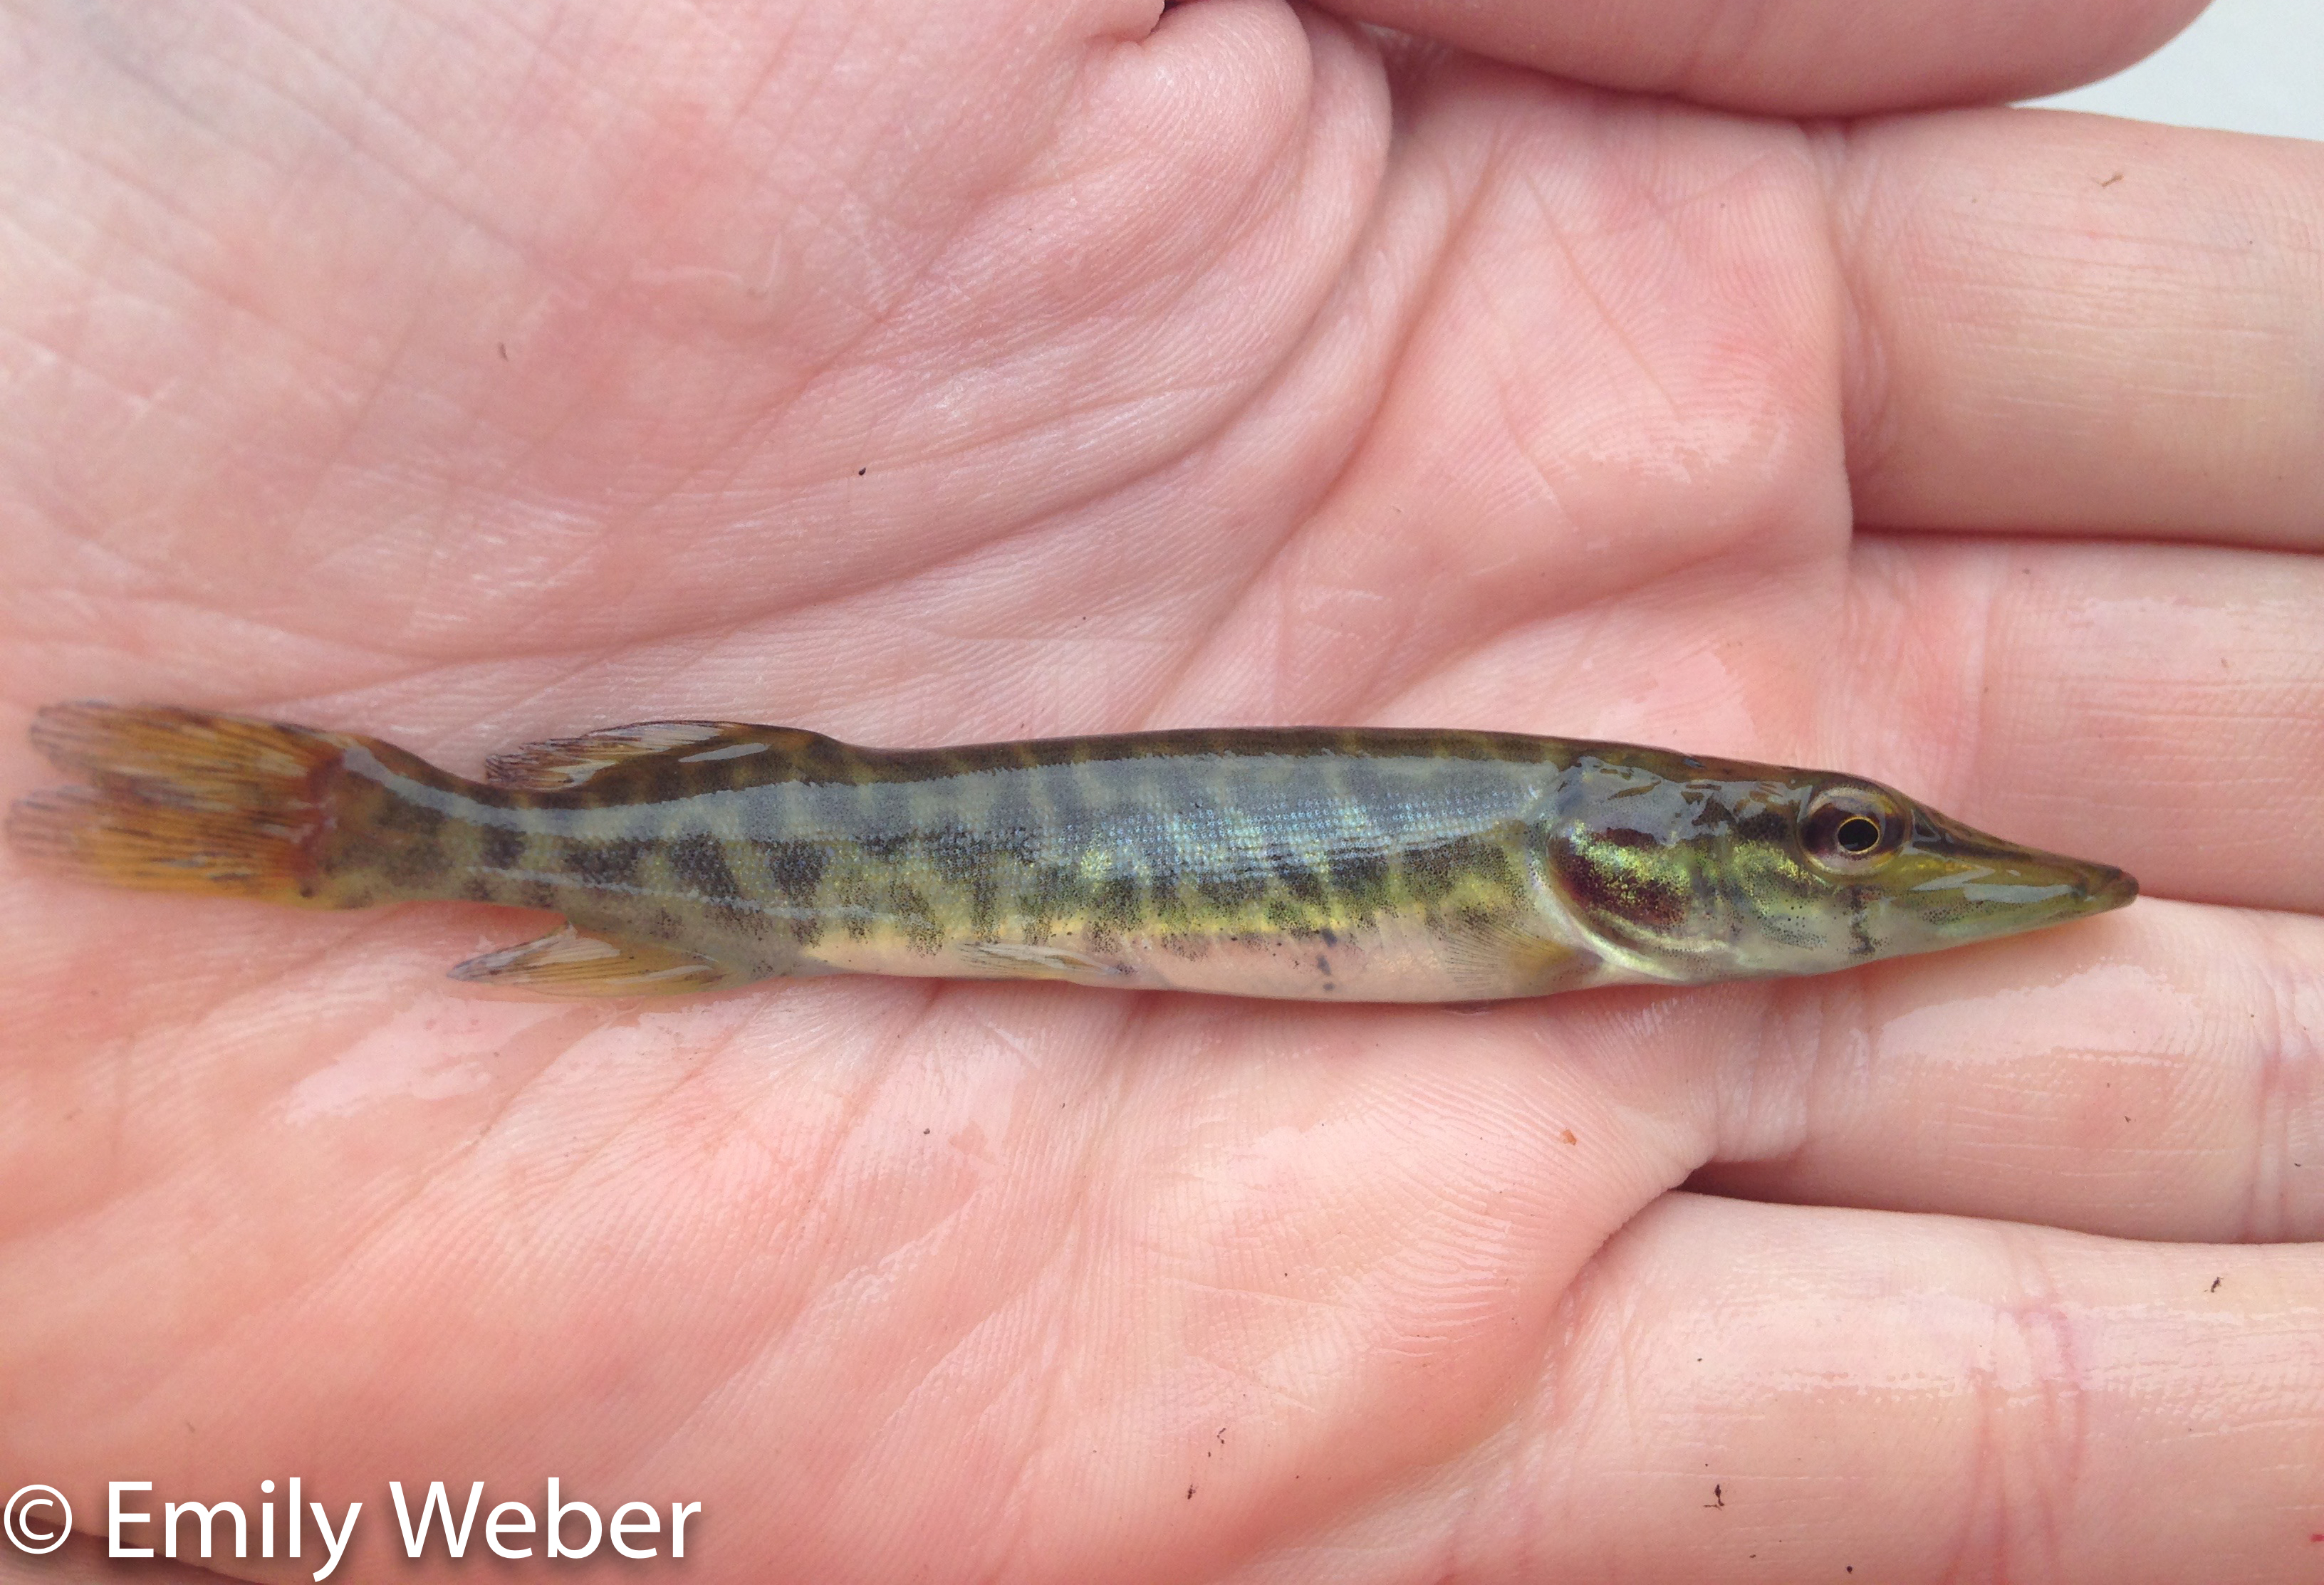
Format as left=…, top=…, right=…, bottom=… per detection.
left=1, top=0, right=2320, bottom=1579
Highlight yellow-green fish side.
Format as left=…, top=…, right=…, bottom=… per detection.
left=5, top=705, right=2136, bottom=1000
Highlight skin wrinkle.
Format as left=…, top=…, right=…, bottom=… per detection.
left=1252, top=118, right=1843, bottom=716
left=231, top=3, right=531, bottom=216
left=1669, top=0, right=1783, bottom=102
left=1820, top=120, right=1922, bottom=520
left=679, top=12, right=1369, bottom=649
left=1362, top=553, right=1720, bottom=741
left=291, top=340, right=451, bottom=615
left=0, top=147, right=164, bottom=304
left=496, top=1010, right=755, bottom=1224
left=803, top=984, right=952, bottom=1243
left=1511, top=162, right=1683, bottom=424
left=0, top=586, right=373, bottom=675
left=833, top=13, right=1302, bottom=356
left=1091, top=130, right=1413, bottom=711
left=188, top=24, right=1115, bottom=641
left=14, top=181, right=325, bottom=394
left=476, top=248, right=1294, bottom=662
left=1725, top=975, right=1833, bottom=1172
left=799, top=1237, right=1061, bottom=1551
left=68, top=1011, right=544, bottom=1448
left=2244, top=916, right=2319, bottom=1243
left=1532, top=1228, right=1647, bottom=1543
left=135, top=11, right=554, bottom=307
left=1144, top=210, right=1449, bottom=711
left=967, top=1299, right=1081, bottom=1583
left=1943, top=549, right=2013, bottom=863
left=1980, top=1244, right=2090, bottom=1584
left=1001, top=1202, right=1116, bottom=1546
left=50, top=9, right=1348, bottom=659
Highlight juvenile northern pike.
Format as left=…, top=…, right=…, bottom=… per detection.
left=6, top=704, right=2135, bottom=1000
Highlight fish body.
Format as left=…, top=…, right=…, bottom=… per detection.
left=6, top=705, right=2136, bottom=1000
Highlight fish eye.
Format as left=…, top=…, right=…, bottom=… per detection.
left=1801, top=785, right=1904, bottom=872
left=1834, top=815, right=1882, bottom=853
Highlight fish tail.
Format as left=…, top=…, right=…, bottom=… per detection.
left=7, top=703, right=358, bottom=905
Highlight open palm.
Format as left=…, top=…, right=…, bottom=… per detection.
left=5, top=0, right=2321, bottom=1580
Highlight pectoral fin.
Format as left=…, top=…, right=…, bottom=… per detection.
left=1438, top=909, right=1598, bottom=998
left=449, top=924, right=738, bottom=997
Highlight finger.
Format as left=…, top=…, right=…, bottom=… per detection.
left=1829, top=534, right=2324, bottom=916
left=1837, top=110, right=2324, bottom=550
left=1317, top=0, right=2206, bottom=115
left=1317, top=1194, right=2324, bottom=1585
left=1686, top=896, right=2324, bottom=1245
left=1286, top=529, right=2321, bottom=916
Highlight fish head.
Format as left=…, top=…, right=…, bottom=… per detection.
left=1536, top=750, right=2137, bottom=983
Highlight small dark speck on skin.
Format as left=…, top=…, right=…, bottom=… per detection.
left=858, top=466, right=867, bottom=476
left=1186, top=1486, right=1195, bottom=1500
left=2211, top=1277, right=2223, bottom=1292
left=2100, top=170, right=2123, bottom=187
left=498, top=341, right=509, bottom=360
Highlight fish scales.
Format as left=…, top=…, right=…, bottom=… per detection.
left=6, top=706, right=2137, bottom=1000
left=416, top=731, right=1572, bottom=1000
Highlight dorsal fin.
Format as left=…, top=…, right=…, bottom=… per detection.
left=484, top=721, right=830, bottom=790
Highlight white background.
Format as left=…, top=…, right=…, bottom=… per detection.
left=2027, top=0, right=2324, bottom=140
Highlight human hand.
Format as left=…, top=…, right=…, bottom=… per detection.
left=4, top=0, right=2320, bottom=1580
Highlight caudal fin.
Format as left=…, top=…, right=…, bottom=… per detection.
left=6, top=703, right=355, bottom=904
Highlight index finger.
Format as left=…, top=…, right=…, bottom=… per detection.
left=1317, top=0, right=2207, bottom=115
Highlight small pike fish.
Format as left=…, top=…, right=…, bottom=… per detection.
left=6, top=704, right=2136, bottom=1000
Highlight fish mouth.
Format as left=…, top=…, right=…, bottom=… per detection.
left=1902, top=809, right=2139, bottom=939
left=2073, top=862, right=2139, bottom=914
left=1928, top=856, right=2137, bottom=912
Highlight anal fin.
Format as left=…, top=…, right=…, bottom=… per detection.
left=449, top=924, right=739, bottom=997
left=955, top=941, right=1141, bottom=988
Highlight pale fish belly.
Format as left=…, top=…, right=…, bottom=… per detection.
left=800, top=908, right=1598, bottom=1001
